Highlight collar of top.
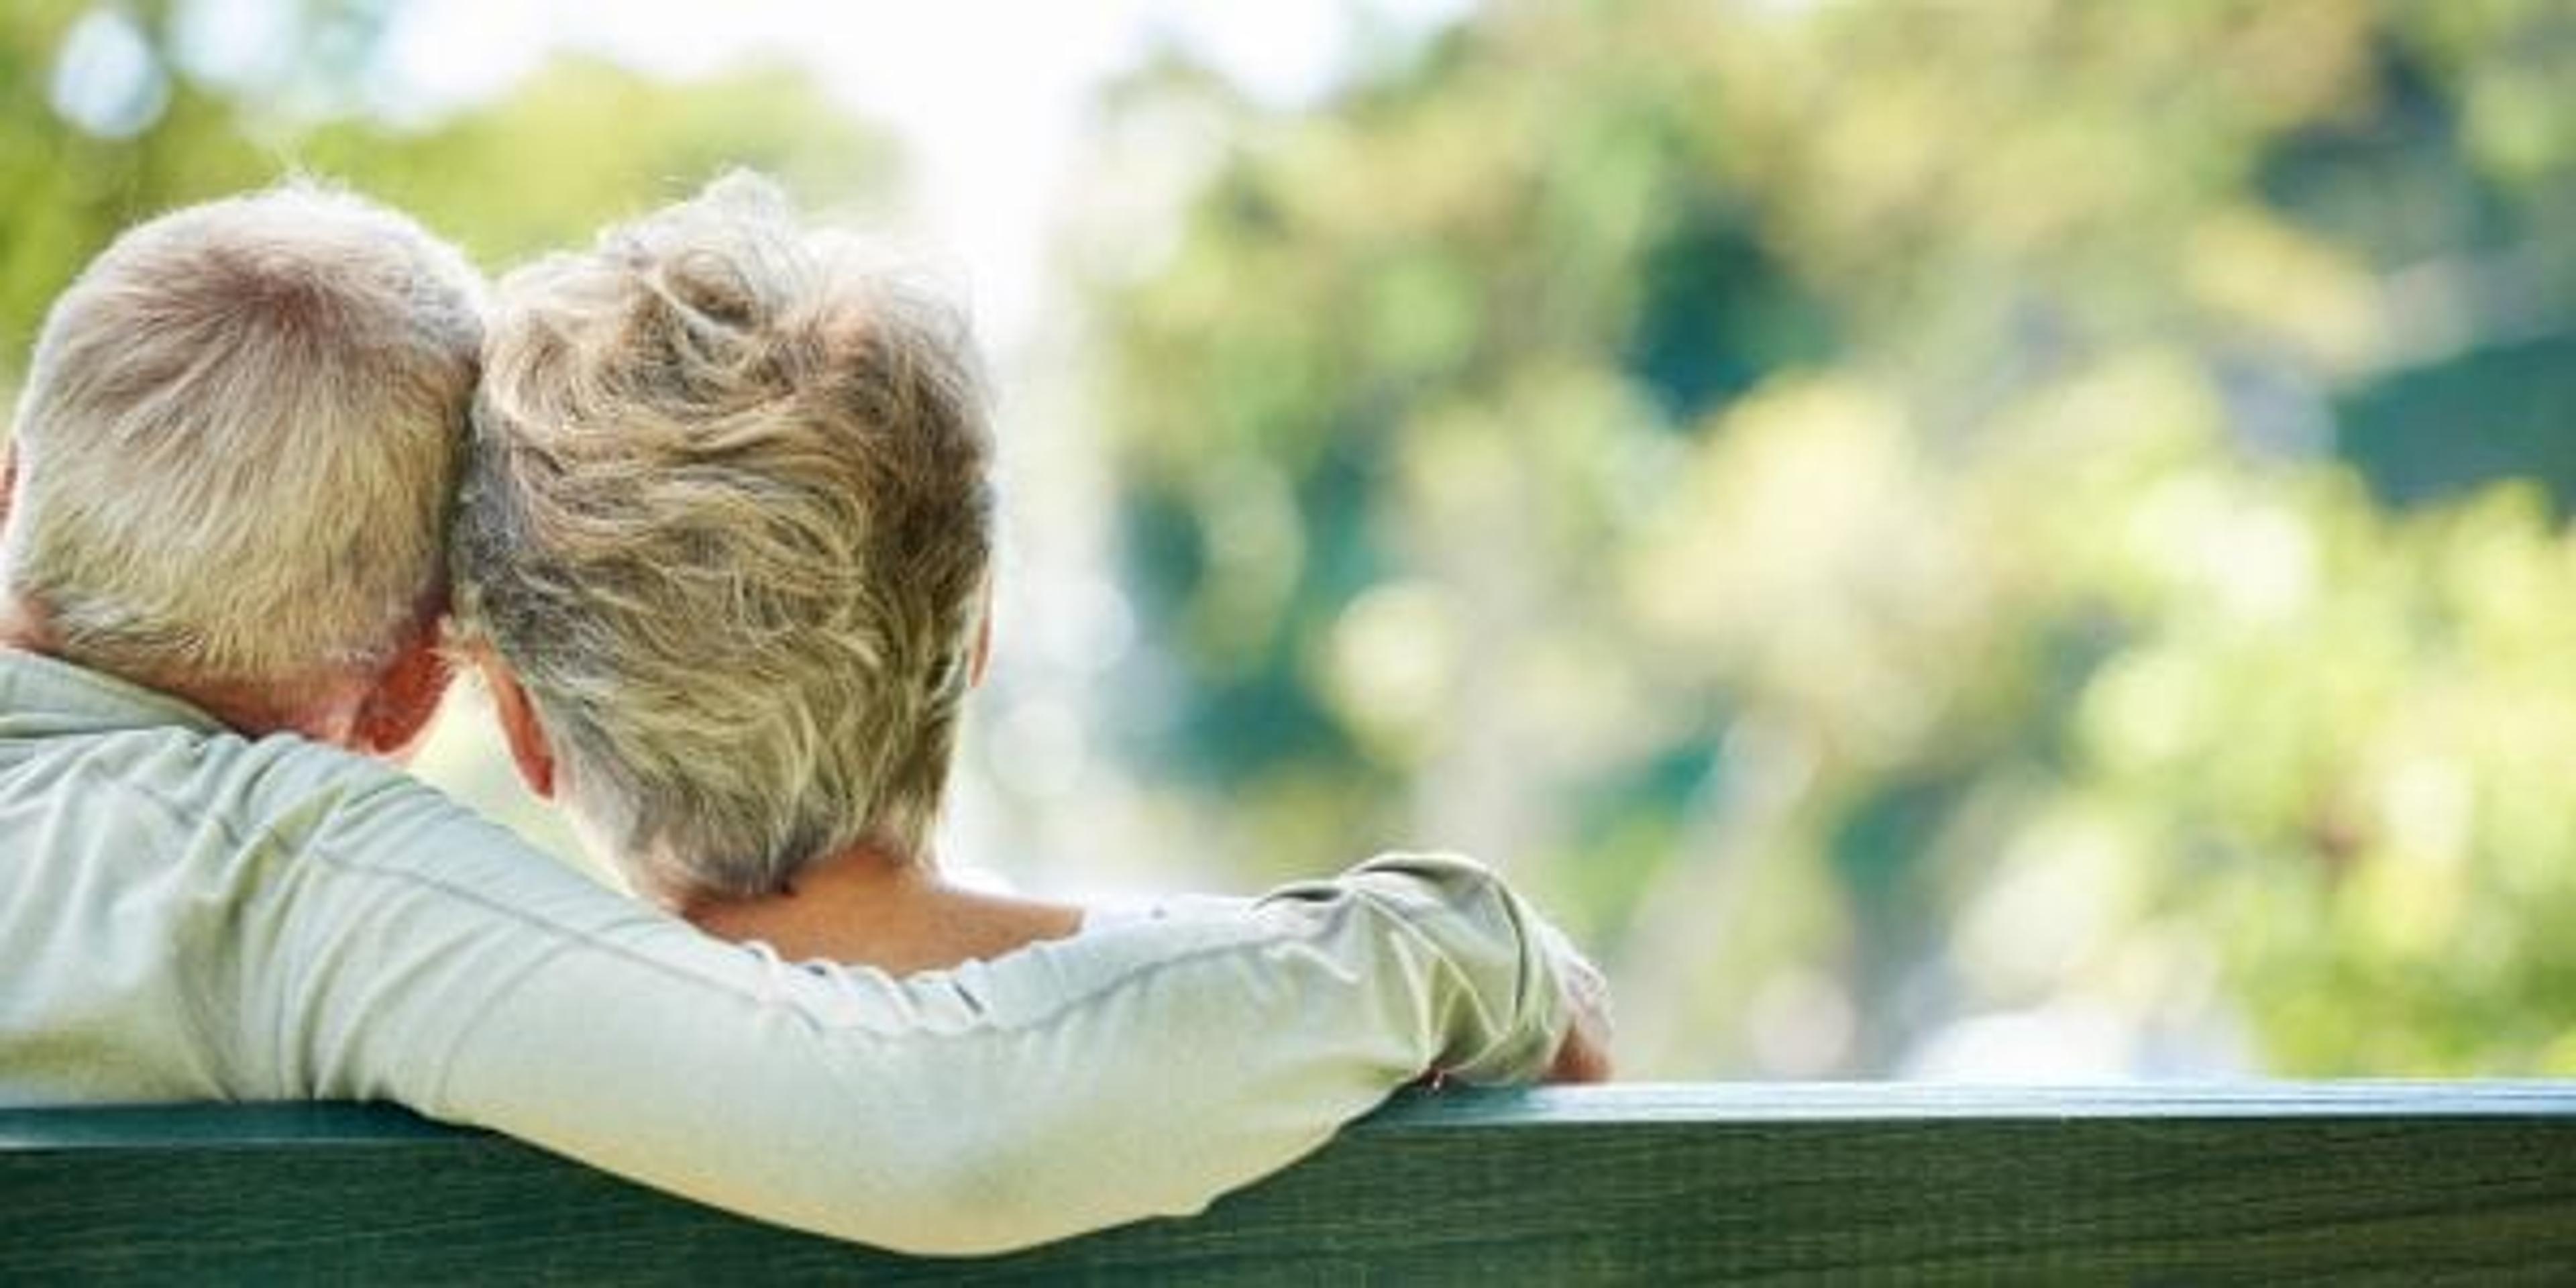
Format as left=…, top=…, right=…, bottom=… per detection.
left=0, top=647, right=225, bottom=740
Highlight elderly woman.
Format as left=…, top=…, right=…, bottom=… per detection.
left=451, top=175, right=1607, bottom=1079
left=453, top=174, right=1087, bottom=969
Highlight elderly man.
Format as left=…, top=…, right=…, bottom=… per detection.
left=0, top=184, right=1605, bottom=1254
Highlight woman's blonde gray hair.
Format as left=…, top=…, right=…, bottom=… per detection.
left=452, top=172, right=994, bottom=900
left=3, top=183, right=482, bottom=685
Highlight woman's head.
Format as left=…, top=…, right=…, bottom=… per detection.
left=451, top=172, right=993, bottom=902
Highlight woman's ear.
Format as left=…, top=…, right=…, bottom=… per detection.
left=969, top=579, right=995, bottom=690
left=479, top=654, right=558, bottom=800
left=352, top=624, right=453, bottom=763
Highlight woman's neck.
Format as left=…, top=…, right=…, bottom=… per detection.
left=678, top=842, right=1083, bottom=975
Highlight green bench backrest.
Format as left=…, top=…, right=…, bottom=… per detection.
left=4, top=1082, right=2574, bottom=1282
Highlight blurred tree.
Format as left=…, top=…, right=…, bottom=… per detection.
left=0, top=0, right=899, bottom=386
left=11, top=0, right=2576, bottom=1083
left=0, top=0, right=902, bottom=861
left=1085, top=0, right=2576, bottom=1078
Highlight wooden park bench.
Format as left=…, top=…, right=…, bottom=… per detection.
left=5, top=1081, right=2573, bottom=1281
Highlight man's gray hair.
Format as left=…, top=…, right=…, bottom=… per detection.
left=452, top=172, right=994, bottom=900
left=3, top=183, right=483, bottom=685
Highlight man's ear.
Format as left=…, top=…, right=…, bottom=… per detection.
left=480, top=655, right=557, bottom=800
left=352, top=627, right=453, bottom=763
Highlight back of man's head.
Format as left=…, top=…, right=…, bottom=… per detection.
left=2, top=182, right=483, bottom=692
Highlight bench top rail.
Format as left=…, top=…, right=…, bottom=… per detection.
left=5, top=1081, right=2573, bottom=1283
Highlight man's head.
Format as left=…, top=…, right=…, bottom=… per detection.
left=452, top=172, right=994, bottom=904
left=1, top=183, right=483, bottom=744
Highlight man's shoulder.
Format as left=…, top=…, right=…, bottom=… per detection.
left=0, top=700, right=576, bottom=1104
left=0, top=649, right=487, bottom=861
left=221, top=734, right=561, bottom=883
left=28, top=716, right=550, bottom=895
left=134, top=722, right=466, bottom=847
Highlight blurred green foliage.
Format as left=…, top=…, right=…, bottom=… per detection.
left=6, top=0, right=2575, bottom=1081
left=1089, top=0, right=2576, bottom=1077
left=0, top=0, right=897, bottom=368
left=0, top=0, right=901, bottom=870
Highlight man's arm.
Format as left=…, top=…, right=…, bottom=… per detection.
left=255, top=775, right=1593, bottom=1255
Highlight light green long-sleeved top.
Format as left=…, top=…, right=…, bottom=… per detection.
left=0, top=647, right=1582, bottom=1254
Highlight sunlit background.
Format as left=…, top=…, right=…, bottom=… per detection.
left=6, top=0, right=2576, bottom=1082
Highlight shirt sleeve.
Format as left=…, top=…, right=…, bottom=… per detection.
left=251, top=773, right=1586, bottom=1256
